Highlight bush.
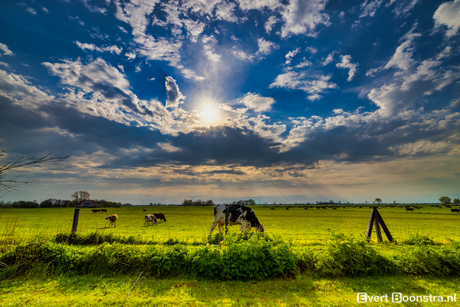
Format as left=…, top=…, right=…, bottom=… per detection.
left=315, top=233, right=397, bottom=277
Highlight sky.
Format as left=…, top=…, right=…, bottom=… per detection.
left=0, top=0, right=459, bottom=205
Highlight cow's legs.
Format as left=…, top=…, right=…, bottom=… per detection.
left=209, top=221, right=219, bottom=235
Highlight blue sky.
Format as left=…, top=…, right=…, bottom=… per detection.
left=0, top=0, right=459, bottom=204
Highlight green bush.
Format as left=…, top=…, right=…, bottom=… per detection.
left=315, top=233, right=397, bottom=277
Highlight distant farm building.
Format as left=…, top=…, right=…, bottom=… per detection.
left=77, top=200, right=100, bottom=208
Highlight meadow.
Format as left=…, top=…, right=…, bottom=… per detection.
left=2, top=205, right=460, bottom=245
left=2, top=204, right=460, bottom=306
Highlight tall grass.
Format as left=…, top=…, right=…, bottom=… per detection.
left=2, top=231, right=460, bottom=280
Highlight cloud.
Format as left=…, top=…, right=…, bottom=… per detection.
left=366, top=25, right=420, bottom=76
left=280, top=0, right=330, bottom=38
left=232, top=47, right=254, bottom=62
left=0, top=43, right=13, bottom=56
left=285, top=48, right=300, bottom=65
left=322, top=52, right=335, bottom=65
left=433, top=0, right=460, bottom=37
left=165, top=76, right=185, bottom=109
left=359, top=0, right=383, bottom=18
left=202, top=35, right=221, bottom=62
left=368, top=58, right=460, bottom=117
left=75, top=41, right=123, bottom=54
left=336, top=55, right=358, bottom=81
left=269, top=71, right=337, bottom=101
left=214, top=1, right=238, bottom=22
left=264, top=15, right=278, bottom=34
left=239, top=93, right=275, bottom=112
left=256, top=38, right=278, bottom=56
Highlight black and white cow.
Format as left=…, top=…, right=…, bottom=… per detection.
left=210, top=204, right=265, bottom=235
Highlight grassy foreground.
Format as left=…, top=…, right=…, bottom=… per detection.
left=2, top=275, right=460, bottom=306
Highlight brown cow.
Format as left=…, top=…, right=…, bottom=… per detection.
left=144, top=214, right=158, bottom=226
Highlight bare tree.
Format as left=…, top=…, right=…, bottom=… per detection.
left=0, top=146, right=69, bottom=196
left=71, top=191, right=91, bottom=205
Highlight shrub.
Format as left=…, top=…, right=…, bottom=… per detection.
left=315, top=233, right=397, bottom=277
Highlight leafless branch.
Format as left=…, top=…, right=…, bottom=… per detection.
left=0, top=146, right=70, bottom=194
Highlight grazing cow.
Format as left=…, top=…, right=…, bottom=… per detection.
left=144, top=214, right=158, bottom=226
left=332, top=207, right=337, bottom=210
left=101, top=209, right=107, bottom=213
left=451, top=209, right=460, bottom=213
left=304, top=207, right=308, bottom=210
left=153, top=213, right=166, bottom=222
left=210, top=205, right=265, bottom=235
left=271, top=207, right=275, bottom=210
left=105, top=214, right=118, bottom=227
left=406, top=208, right=414, bottom=212
left=92, top=209, right=101, bottom=213
left=143, top=208, right=147, bottom=212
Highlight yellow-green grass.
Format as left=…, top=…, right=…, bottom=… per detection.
left=1, top=275, right=460, bottom=306
left=1, top=205, right=459, bottom=247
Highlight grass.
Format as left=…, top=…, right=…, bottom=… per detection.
left=2, top=275, right=460, bottom=306
left=2, top=205, right=460, bottom=306
left=1, top=205, right=460, bottom=246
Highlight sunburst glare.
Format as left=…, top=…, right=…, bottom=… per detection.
left=198, top=101, right=221, bottom=126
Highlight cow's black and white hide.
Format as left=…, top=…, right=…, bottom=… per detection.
left=210, top=205, right=265, bottom=235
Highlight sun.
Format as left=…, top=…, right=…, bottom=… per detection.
left=199, top=102, right=221, bottom=126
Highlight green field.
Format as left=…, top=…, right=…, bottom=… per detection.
left=1, top=205, right=460, bottom=245
left=2, top=205, right=460, bottom=306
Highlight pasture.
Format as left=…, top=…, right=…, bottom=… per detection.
left=3, top=205, right=460, bottom=306
left=1, top=205, right=460, bottom=246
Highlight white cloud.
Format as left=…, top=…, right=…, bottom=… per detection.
left=366, top=25, right=420, bottom=76
left=336, top=55, right=359, bottom=81
left=270, top=71, right=337, bottom=101
left=359, top=0, right=383, bottom=18
left=75, top=41, right=123, bottom=54
left=239, top=93, right=275, bottom=112
left=322, top=52, right=335, bottom=65
left=0, top=69, right=53, bottom=110
left=367, top=58, right=460, bottom=117
left=202, top=35, right=221, bottom=62
left=285, top=48, right=300, bottom=65
left=125, top=52, right=136, bottom=60
left=0, top=43, right=13, bottom=56
left=158, top=142, right=182, bottom=152
left=433, top=0, right=460, bottom=37
left=232, top=47, right=254, bottom=62
left=256, top=38, right=278, bottom=56
left=264, top=15, right=278, bottom=34
left=43, top=58, right=130, bottom=91
left=26, top=7, right=37, bottom=15
left=280, top=0, right=330, bottom=38
left=391, top=0, right=420, bottom=17
left=215, top=1, right=238, bottom=22
left=295, top=60, right=312, bottom=68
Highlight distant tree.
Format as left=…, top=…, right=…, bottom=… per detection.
left=244, top=199, right=256, bottom=206
left=71, top=191, right=91, bottom=205
left=439, top=196, right=451, bottom=206
left=453, top=198, right=460, bottom=206
left=0, top=146, right=69, bottom=196
left=375, top=198, right=382, bottom=205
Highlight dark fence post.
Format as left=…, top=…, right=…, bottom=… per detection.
left=366, top=208, right=375, bottom=239
left=366, top=207, right=393, bottom=242
left=72, top=208, right=80, bottom=233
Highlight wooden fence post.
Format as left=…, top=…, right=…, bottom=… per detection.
left=72, top=208, right=80, bottom=234
left=366, top=207, right=393, bottom=242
